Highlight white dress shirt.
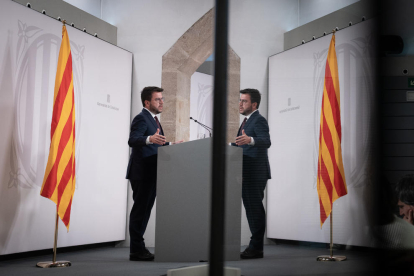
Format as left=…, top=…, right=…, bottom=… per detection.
left=144, top=108, right=159, bottom=145
left=243, top=109, right=257, bottom=146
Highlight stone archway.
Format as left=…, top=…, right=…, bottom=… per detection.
left=161, top=9, right=240, bottom=143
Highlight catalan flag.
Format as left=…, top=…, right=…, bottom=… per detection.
left=40, top=25, right=76, bottom=231
left=317, top=34, right=347, bottom=227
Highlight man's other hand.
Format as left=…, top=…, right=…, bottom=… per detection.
left=150, top=129, right=166, bottom=145
left=235, top=130, right=251, bottom=146
left=171, top=140, right=184, bottom=145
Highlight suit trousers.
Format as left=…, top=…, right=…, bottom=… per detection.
left=129, top=178, right=157, bottom=253
left=242, top=175, right=267, bottom=251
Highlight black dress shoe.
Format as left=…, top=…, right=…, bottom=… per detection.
left=240, top=247, right=263, bottom=259
left=130, top=249, right=154, bottom=261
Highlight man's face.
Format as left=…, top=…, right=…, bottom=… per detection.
left=398, top=200, right=414, bottom=219
left=239, top=93, right=257, bottom=116
left=146, top=92, right=164, bottom=114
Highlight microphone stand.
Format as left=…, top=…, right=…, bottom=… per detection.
left=190, top=117, right=212, bottom=137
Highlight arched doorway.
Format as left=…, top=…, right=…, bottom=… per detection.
left=161, top=8, right=240, bottom=143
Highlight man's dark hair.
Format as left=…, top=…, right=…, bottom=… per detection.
left=396, top=174, right=414, bottom=205
left=141, top=86, right=164, bottom=106
left=240, top=88, right=261, bottom=109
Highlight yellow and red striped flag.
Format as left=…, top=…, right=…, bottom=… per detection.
left=40, top=25, right=76, bottom=231
left=317, top=34, right=347, bottom=227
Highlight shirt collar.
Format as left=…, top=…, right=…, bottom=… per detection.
left=245, top=109, right=258, bottom=120
left=144, top=107, right=157, bottom=118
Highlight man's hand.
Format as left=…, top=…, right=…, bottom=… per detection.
left=171, top=140, right=184, bottom=145
left=149, top=129, right=166, bottom=145
left=235, top=130, right=251, bottom=146
left=404, top=209, right=414, bottom=225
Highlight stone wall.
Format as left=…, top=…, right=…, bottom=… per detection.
left=161, top=9, right=240, bottom=143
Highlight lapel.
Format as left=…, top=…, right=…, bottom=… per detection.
left=142, top=108, right=164, bottom=135
left=237, top=110, right=259, bottom=136
left=244, top=110, right=259, bottom=130
left=157, top=117, right=164, bottom=135
left=237, top=119, right=245, bottom=136
left=142, top=108, right=158, bottom=129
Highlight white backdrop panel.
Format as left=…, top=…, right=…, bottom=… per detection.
left=0, top=1, right=132, bottom=255
left=267, top=19, right=377, bottom=247
left=190, top=72, right=213, bottom=140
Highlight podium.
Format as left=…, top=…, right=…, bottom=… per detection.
left=155, top=138, right=242, bottom=262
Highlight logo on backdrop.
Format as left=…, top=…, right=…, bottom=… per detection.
left=97, top=93, right=119, bottom=111
left=7, top=20, right=84, bottom=189
left=279, top=97, right=300, bottom=113
left=312, top=33, right=376, bottom=189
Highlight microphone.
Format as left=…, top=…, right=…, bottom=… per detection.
left=190, top=117, right=212, bottom=130
left=190, top=117, right=212, bottom=137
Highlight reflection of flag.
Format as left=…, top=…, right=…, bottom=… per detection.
left=40, top=25, right=76, bottom=231
left=317, top=34, right=347, bottom=227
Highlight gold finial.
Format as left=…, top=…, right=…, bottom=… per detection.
left=332, top=29, right=336, bottom=34
left=62, top=20, right=66, bottom=25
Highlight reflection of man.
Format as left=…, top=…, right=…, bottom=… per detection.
left=126, top=86, right=182, bottom=261
left=235, top=88, right=271, bottom=259
left=396, top=174, right=414, bottom=225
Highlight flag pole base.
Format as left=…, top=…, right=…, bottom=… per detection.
left=316, top=255, right=346, bottom=262
left=36, top=261, right=71, bottom=268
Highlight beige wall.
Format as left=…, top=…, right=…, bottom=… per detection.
left=161, top=9, right=240, bottom=143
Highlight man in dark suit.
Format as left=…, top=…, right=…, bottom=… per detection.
left=126, top=86, right=181, bottom=261
left=235, top=88, right=271, bottom=259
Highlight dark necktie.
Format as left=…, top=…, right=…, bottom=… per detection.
left=238, top=117, right=247, bottom=136
left=154, top=116, right=163, bottom=135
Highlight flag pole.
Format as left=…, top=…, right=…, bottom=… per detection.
left=36, top=210, right=71, bottom=268
left=52, top=209, right=59, bottom=263
left=317, top=207, right=346, bottom=261
left=316, top=29, right=347, bottom=262
left=330, top=210, right=333, bottom=257
left=36, top=19, right=73, bottom=268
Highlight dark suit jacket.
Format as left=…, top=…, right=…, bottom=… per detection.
left=126, top=108, right=166, bottom=181
left=236, top=110, right=271, bottom=180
